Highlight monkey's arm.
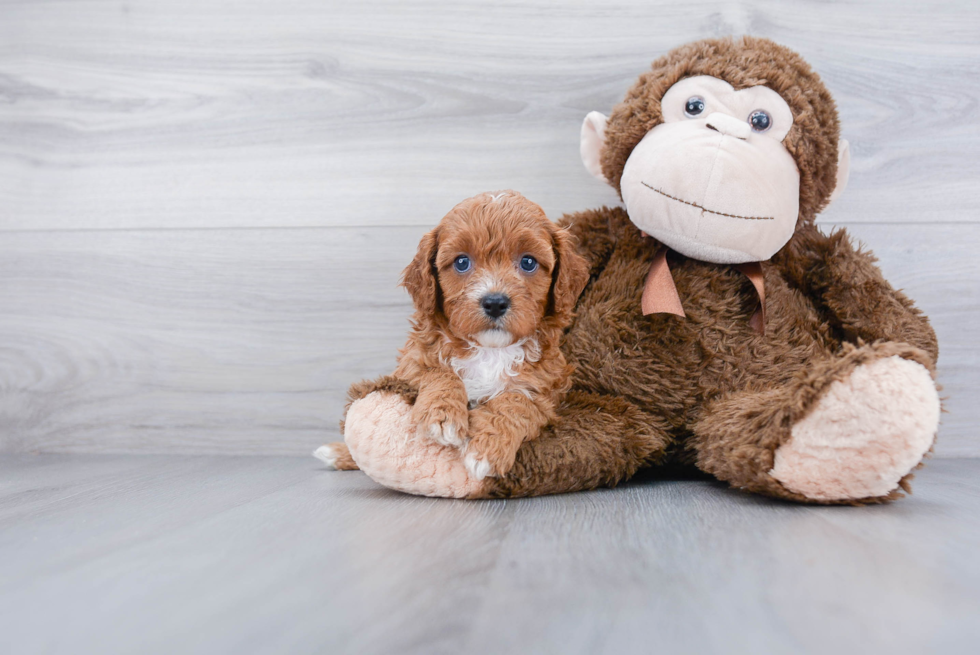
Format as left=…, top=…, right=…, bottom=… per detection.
left=778, top=226, right=938, bottom=363
left=480, top=390, right=674, bottom=498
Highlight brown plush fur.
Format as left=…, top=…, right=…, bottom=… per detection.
left=469, top=205, right=937, bottom=502
left=474, top=37, right=938, bottom=503
left=334, top=192, right=589, bottom=478
left=343, top=37, right=938, bottom=504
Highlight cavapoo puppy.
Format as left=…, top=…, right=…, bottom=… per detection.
left=316, top=191, right=589, bottom=479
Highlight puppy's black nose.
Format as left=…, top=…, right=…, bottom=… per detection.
left=481, top=293, right=510, bottom=319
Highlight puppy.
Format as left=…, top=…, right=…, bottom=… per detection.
left=316, top=191, right=589, bottom=480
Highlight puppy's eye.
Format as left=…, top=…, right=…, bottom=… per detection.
left=519, top=255, right=538, bottom=273
left=453, top=255, right=471, bottom=273
left=684, top=96, right=705, bottom=117
left=749, top=109, right=772, bottom=132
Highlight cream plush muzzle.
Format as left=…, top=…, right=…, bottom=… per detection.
left=582, top=75, right=850, bottom=264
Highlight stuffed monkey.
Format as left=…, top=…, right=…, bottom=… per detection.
left=332, top=36, right=941, bottom=504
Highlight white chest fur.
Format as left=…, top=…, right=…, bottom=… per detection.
left=451, top=338, right=540, bottom=406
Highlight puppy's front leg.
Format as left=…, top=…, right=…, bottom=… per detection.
left=465, top=393, right=552, bottom=479
left=413, top=368, right=469, bottom=447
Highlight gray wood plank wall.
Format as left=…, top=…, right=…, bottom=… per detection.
left=1, top=0, right=978, bottom=456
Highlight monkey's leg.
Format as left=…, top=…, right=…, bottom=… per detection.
left=480, top=391, right=673, bottom=498
left=342, top=387, right=673, bottom=499
left=690, top=341, right=940, bottom=504
left=342, top=388, right=483, bottom=498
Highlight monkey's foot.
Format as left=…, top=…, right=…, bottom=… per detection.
left=771, top=356, right=940, bottom=501
left=343, top=392, right=484, bottom=498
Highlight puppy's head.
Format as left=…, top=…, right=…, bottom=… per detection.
left=402, top=191, right=589, bottom=347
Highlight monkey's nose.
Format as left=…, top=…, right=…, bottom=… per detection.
left=481, top=293, right=510, bottom=319
left=705, top=112, right=751, bottom=140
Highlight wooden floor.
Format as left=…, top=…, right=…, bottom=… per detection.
left=1, top=455, right=978, bottom=654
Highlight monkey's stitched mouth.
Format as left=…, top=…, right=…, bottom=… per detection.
left=641, top=182, right=774, bottom=221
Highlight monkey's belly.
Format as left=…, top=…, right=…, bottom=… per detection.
left=564, top=254, right=832, bottom=426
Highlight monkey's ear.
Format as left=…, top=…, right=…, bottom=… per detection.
left=401, top=228, right=440, bottom=317
left=580, top=111, right=609, bottom=182
left=827, top=138, right=851, bottom=206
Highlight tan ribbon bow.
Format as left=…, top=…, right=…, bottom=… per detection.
left=641, top=247, right=766, bottom=335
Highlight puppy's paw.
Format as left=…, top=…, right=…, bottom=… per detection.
left=313, top=442, right=359, bottom=471
left=413, top=400, right=468, bottom=448
left=463, top=451, right=494, bottom=480
left=464, top=434, right=518, bottom=479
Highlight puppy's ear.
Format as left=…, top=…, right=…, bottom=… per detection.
left=401, top=228, right=441, bottom=316
left=547, top=226, right=589, bottom=323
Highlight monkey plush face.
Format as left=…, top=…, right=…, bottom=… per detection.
left=581, top=37, right=851, bottom=264
left=621, top=76, right=799, bottom=263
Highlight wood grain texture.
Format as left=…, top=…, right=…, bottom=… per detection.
left=0, top=0, right=977, bottom=230
left=1, top=454, right=978, bottom=654
left=0, top=223, right=976, bottom=456
left=0, top=226, right=421, bottom=454
left=0, top=0, right=977, bottom=456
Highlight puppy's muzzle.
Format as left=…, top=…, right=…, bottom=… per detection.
left=480, top=293, right=510, bottom=319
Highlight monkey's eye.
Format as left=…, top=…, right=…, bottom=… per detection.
left=684, top=96, right=705, bottom=117
left=519, top=255, right=538, bottom=273
left=453, top=255, right=472, bottom=273
left=749, top=109, right=772, bottom=132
